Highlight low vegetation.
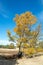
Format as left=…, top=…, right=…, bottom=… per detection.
left=0, top=43, right=15, bottom=49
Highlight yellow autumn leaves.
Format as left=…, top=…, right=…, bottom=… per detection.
left=14, top=12, right=36, bottom=25
left=14, top=12, right=37, bottom=34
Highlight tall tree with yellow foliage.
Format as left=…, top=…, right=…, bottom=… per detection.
left=13, top=12, right=40, bottom=52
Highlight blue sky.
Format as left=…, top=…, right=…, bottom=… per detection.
left=0, top=0, right=43, bottom=44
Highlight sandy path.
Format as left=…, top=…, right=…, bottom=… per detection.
left=17, top=56, right=43, bottom=65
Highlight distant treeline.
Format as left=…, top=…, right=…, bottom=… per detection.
left=0, top=43, right=15, bottom=49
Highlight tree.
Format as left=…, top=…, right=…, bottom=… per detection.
left=39, top=41, right=43, bottom=48
left=29, top=25, right=41, bottom=48
left=7, top=11, right=40, bottom=53
left=13, top=12, right=39, bottom=52
left=7, top=30, right=14, bottom=42
left=7, top=30, right=17, bottom=49
left=9, top=43, right=15, bottom=49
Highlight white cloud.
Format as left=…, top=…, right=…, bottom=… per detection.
left=1, top=13, right=9, bottom=18
left=0, top=2, right=9, bottom=18
left=0, top=40, right=16, bottom=45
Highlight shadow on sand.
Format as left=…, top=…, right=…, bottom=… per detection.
left=0, top=56, right=18, bottom=65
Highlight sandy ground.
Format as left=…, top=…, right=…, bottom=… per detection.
left=17, top=55, right=43, bottom=65
left=0, top=55, right=43, bottom=65
left=0, top=48, right=19, bottom=57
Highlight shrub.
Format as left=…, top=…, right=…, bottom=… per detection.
left=9, top=43, right=15, bottom=49
left=22, top=47, right=36, bottom=57
left=36, top=47, right=43, bottom=52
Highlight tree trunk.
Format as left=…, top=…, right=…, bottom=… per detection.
left=19, top=42, right=22, bottom=53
